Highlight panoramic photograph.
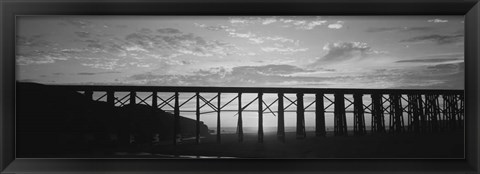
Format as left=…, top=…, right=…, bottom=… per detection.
left=16, top=16, right=464, bottom=158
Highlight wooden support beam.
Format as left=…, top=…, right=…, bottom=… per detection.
left=353, top=93, right=366, bottom=135
left=371, top=93, right=385, bottom=133
left=418, top=94, right=426, bottom=133
left=152, top=92, right=158, bottom=108
left=389, top=94, right=404, bottom=134
left=130, top=91, right=136, bottom=105
left=258, top=92, right=264, bottom=143
left=425, top=94, right=439, bottom=132
left=217, top=92, right=221, bottom=143
left=315, top=93, right=326, bottom=137
left=459, top=94, right=464, bottom=127
left=196, top=92, right=200, bottom=144
left=334, top=93, right=347, bottom=136
left=277, top=93, right=285, bottom=142
left=107, top=91, right=115, bottom=107
left=407, top=94, right=421, bottom=133
left=237, top=93, right=243, bottom=142
left=296, top=93, right=306, bottom=139
left=173, top=92, right=180, bottom=145
left=84, top=91, right=93, bottom=100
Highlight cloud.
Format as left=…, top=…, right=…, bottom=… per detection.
left=126, top=64, right=326, bottom=87
left=327, top=21, right=344, bottom=29
left=60, top=18, right=93, bottom=28
left=77, top=71, right=121, bottom=75
left=229, top=18, right=253, bottom=24
left=157, top=28, right=182, bottom=34
left=365, top=26, right=432, bottom=33
left=16, top=35, right=52, bottom=47
left=16, top=50, right=69, bottom=65
left=261, top=46, right=308, bottom=54
left=396, top=58, right=462, bottom=63
left=300, top=20, right=328, bottom=30
left=222, top=27, right=299, bottom=45
left=428, top=19, right=448, bottom=23
left=262, top=18, right=277, bottom=25
left=283, top=18, right=327, bottom=30
left=74, top=31, right=90, bottom=38
left=228, top=16, right=329, bottom=30
left=395, top=52, right=464, bottom=63
left=124, top=28, right=239, bottom=57
left=307, top=41, right=391, bottom=71
left=125, top=60, right=464, bottom=89
left=400, top=34, right=464, bottom=45
left=194, top=23, right=230, bottom=31
left=427, top=63, right=460, bottom=72
left=398, top=62, right=464, bottom=89
left=17, top=27, right=240, bottom=68
left=319, top=42, right=375, bottom=62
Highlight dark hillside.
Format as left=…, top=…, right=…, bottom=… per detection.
left=16, top=82, right=209, bottom=157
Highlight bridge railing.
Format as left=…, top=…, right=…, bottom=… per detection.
left=51, top=85, right=465, bottom=144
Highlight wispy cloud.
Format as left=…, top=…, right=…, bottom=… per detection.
left=77, top=71, right=121, bottom=75
left=59, top=18, right=94, bottom=28
left=327, top=21, right=344, bottom=29
left=194, top=23, right=230, bottom=31
left=318, top=41, right=375, bottom=62
left=127, top=64, right=326, bottom=87
left=228, top=16, right=329, bottom=30
left=365, top=26, right=432, bottom=33
left=396, top=58, right=461, bottom=63
left=308, top=41, right=391, bottom=71
left=400, top=34, right=464, bottom=45
left=261, top=46, right=308, bottom=54
left=16, top=35, right=52, bottom=47
left=17, top=27, right=241, bottom=69
left=196, top=22, right=301, bottom=47
left=427, top=19, right=448, bottom=23
left=396, top=52, right=464, bottom=63
left=74, top=31, right=90, bottom=38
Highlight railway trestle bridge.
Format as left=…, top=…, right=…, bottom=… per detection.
left=52, top=85, right=464, bottom=145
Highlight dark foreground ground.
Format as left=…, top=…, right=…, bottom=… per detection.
left=39, top=130, right=464, bottom=159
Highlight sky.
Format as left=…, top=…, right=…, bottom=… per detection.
left=16, top=16, right=464, bottom=89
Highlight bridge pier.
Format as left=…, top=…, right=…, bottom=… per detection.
left=258, top=93, right=264, bottom=143
left=407, top=94, right=422, bottom=133
left=173, top=92, right=180, bottom=145
left=371, top=93, right=385, bottom=133
left=334, top=93, right=347, bottom=136
left=277, top=93, right=285, bottom=142
left=84, top=91, right=93, bottom=100
left=425, top=94, right=440, bottom=132
left=107, top=91, right=115, bottom=107
left=443, top=94, right=460, bottom=130
left=296, top=93, right=306, bottom=139
left=217, top=92, right=221, bottom=143
left=353, top=93, right=366, bottom=135
left=130, top=91, right=136, bottom=105
left=196, top=92, right=200, bottom=144
left=389, top=94, right=404, bottom=134
left=459, top=94, right=464, bottom=128
left=237, top=93, right=243, bottom=142
left=315, top=93, right=326, bottom=137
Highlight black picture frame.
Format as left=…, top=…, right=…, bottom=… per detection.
left=1, top=0, right=479, bottom=173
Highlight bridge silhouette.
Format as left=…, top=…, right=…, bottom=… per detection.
left=51, top=85, right=465, bottom=145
